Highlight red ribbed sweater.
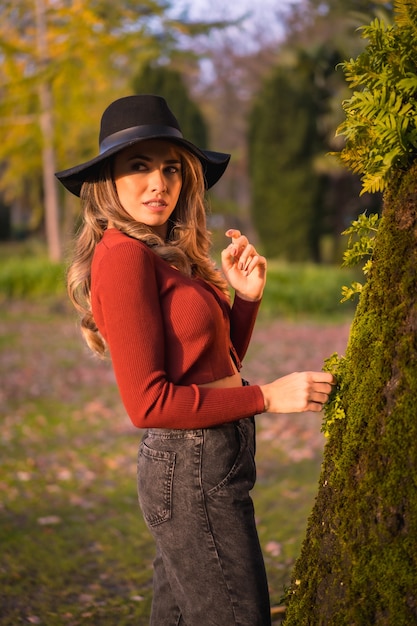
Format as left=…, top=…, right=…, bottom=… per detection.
left=91, top=229, right=265, bottom=429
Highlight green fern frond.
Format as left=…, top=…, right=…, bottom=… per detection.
left=394, top=0, right=417, bottom=35
left=335, top=1, right=417, bottom=194
left=341, top=282, right=363, bottom=303
left=397, top=76, right=417, bottom=95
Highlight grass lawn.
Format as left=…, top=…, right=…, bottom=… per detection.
left=0, top=298, right=351, bottom=625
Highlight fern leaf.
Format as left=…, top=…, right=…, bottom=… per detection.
left=394, top=0, right=417, bottom=36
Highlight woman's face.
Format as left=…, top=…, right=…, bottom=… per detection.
left=113, top=139, right=183, bottom=238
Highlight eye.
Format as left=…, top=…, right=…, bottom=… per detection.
left=165, top=164, right=181, bottom=175
left=129, top=160, right=147, bottom=172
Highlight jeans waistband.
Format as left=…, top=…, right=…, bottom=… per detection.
left=146, top=378, right=250, bottom=438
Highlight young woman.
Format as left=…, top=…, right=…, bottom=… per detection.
left=56, top=94, right=334, bottom=626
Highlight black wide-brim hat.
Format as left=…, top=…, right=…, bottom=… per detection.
left=55, top=94, right=231, bottom=196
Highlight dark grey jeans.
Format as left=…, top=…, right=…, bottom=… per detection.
left=137, top=416, right=271, bottom=626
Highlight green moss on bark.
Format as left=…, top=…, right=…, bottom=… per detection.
left=284, top=163, right=417, bottom=625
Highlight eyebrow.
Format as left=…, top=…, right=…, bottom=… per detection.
left=127, top=153, right=181, bottom=165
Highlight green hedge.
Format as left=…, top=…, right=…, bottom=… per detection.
left=259, top=262, right=359, bottom=319
left=0, top=250, right=358, bottom=319
left=0, top=257, right=66, bottom=298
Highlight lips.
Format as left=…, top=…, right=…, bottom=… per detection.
left=144, top=200, right=168, bottom=211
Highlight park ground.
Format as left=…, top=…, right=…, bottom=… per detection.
left=0, top=299, right=351, bottom=625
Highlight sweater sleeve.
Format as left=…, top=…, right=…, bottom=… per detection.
left=93, top=240, right=265, bottom=429
left=230, top=294, right=261, bottom=362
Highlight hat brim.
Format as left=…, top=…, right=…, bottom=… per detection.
left=55, top=136, right=230, bottom=196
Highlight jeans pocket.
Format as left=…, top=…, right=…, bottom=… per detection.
left=137, top=441, right=176, bottom=527
left=202, top=423, right=242, bottom=494
left=204, top=420, right=257, bottom=497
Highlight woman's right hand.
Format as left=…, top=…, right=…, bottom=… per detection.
left=260, top=371, right=335, bottom=414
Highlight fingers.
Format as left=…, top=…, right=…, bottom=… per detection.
left=224, top=229, right=265, bottom=275
left=306, top=372, right=336, bottom=411
left=307, top=391, right=330, bottom=412
left=261, top=371, right=336, bottom=414
left=225, top=228, right=242, bottom=240
left=225, top=229, right=248, bottom=259
left=238, top=247, right=260, bottom=274
left=310, top=371, right=336, bottom=385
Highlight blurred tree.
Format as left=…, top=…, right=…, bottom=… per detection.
left=248, top=46, right=334, bottom=261
left=0, top=0, right=225, bottom=259
left=35, top=0, right=61, bottom=261
left=247, top=0, right=393, bottom=262
left=132, top=63, right=208, bottom=148
left=285, top=1, right=417, bottom=622
left=306, top=0, right=392, bottom=14
left=181, top=23, right=284, bottom=241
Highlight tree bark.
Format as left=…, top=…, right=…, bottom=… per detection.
left=35, top=0, right=62, bottom=262
left=284, top=162, right=417, bottom=625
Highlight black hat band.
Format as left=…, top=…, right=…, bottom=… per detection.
left=100, top=125, right=184, bottom=154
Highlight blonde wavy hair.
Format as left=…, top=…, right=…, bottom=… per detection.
left=67, top=145, right=229, bottom=357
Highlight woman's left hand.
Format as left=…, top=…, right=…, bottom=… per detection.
left=221, top=229, right=267, bottom=301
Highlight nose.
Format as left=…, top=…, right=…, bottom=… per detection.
left=150, top=169, right=167, bottom=193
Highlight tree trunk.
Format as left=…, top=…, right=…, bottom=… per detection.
left=284, top=162, right=417, bottom=625
left=35, top=0, right=62, bottom=262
